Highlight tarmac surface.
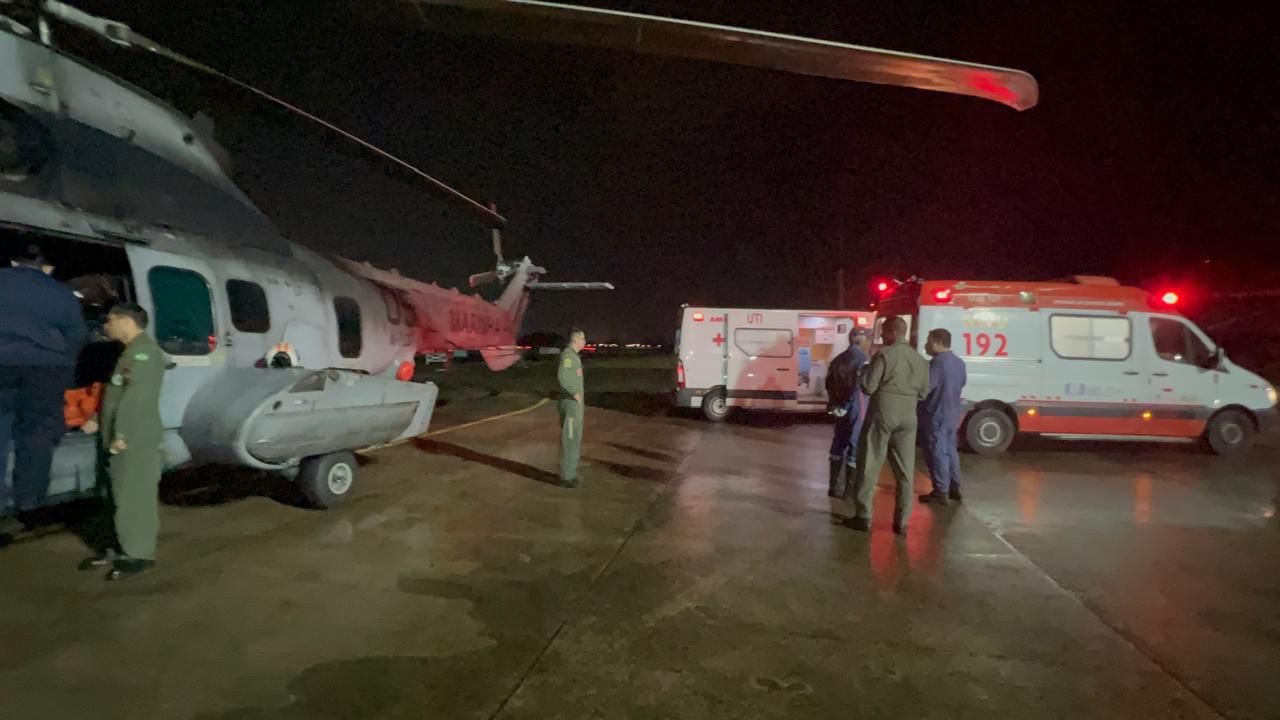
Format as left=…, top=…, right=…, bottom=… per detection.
left=1, top=396, right=1277, bottom=720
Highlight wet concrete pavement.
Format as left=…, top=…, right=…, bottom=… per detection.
left=1, top=399, right=1276, bottom=719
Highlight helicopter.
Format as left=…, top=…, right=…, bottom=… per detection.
left=1, top=0, right=1039, bottom=510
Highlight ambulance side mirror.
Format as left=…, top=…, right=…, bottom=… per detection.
left=1199, top=348, right=1223, bottom=371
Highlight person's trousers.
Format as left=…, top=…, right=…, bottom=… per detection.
left=96, top=444, right=162, bottom=560
left=828, top=394, right=867, bottom=466
left=924, top=420, right=962, bottom=495
left=0, top=366, right=72, bottom=512
left=558, top=399, right=584, bottom=483
left=853, top=394, right=919, bottom=527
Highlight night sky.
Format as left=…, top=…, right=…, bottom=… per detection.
left=70, top=1, right=1278, bottom=341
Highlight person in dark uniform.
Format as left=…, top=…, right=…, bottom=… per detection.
left=0, top=244, right=87, bottom=519
left=824, top=328, right=871, bottom=498
left=79, top=303, right=166, bottom=581
left=918, top=328, right=968, bottom=505
left=557, top=329, right=587, bottom=488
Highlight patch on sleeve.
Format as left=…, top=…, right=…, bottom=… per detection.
left=110, top=373, right=124, bottom=386
left=133, top=352, right=150, bottom=361
left=564, top=358, right=573, bottom=368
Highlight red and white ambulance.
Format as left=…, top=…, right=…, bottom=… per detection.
left=674, top=306, right=877, bottom=421
left=875, top=276, right=1277, bottom=455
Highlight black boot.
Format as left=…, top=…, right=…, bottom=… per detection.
left=827, top=458, right=847, bottom=499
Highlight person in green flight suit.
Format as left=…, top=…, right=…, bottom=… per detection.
left=847, top=316, right=930, bottom=535
left=79, top=303, right=166, bottom=581
left=557, top=328, right=587, bottom=488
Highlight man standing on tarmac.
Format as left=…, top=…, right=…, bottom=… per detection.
left=824, top=328, right=871, bottom=498
left=847, top=316, right=930, bottom=535
left=0, top=244, right=86, bottom=524
left=80, top=303, right=166, bottom=581
left=557, top=328, right=587, bottom=488
left=918, top=329, right=968, bottom=505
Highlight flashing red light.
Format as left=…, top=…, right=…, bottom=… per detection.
left=1160, top=291, right=1180, bottom=306
left=692, top=312, right=705, bottom=322
left=876, top=281, right=890, bottom=294
left=933, top=288, right=953, bottom=303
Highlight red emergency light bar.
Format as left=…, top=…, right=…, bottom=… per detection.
left=933, top=288, right=953, bottom=303
left=693, top=312, right=705, bottom=322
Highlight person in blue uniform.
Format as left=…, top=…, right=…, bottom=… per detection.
left=0, top=244, right=87, bottom=518
left=918, top=328, right=967, bottom=505
left=824, top=328, right=871, bottom=498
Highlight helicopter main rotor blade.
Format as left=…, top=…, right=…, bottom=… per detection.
left=40, top=0, right=508, bottom=227
left=411, top=0, right=1038, bottom=111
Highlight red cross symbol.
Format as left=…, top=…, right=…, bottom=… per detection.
left=712, top=333, right=725, bottom=347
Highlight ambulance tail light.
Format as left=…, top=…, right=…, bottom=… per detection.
left=676, top=360, right=686, bottom=389
left=933, top=288, right=953, bottom=303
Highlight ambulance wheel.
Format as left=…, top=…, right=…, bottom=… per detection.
left=702, top=388, right=729, bottom=423
left=1205, top=410, right=1255, bottom=455
left=965, top=408, right=1015, bottom=457
left=298, top=451, right=358, bottom=508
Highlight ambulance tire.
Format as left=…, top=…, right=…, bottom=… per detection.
left=298, top=451, right=358, bottom=509
left=702, top=388, right=729, bottom=423
left=1204, top=410, right=1255, bottom=456
left=964, top=408, right=1015, bottom=457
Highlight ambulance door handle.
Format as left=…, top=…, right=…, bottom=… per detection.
left=1122, top=370, right=1140, bottom=376
left=1152, top=371, right=1169, bottom=377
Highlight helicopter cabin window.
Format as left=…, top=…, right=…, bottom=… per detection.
left=227, top=279, right=270, bottom=333
left=149, top=267, right=215, bottom=356
left=334, top=296, right=362, bottom=358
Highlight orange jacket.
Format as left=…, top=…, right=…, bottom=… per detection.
left=64, top=383, right=103, bottom=428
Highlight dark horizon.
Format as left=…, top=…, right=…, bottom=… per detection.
left=68, top=0, right=1278, bottom=340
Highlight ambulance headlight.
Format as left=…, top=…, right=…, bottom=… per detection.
left=1268, top=385, right=1278, bottom=406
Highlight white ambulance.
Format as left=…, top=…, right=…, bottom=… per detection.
left=674, top=306, right=877, bottom=421
left=874, top=276, right=1277, bottom=455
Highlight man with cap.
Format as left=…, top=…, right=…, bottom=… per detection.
left=0, top=244, right=86, bottom=523
left=823, top=327, right=871, bottom=498
left=847, top=316, right=930, bottom=535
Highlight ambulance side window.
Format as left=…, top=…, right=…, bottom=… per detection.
left=1149, top=318, right=1212, bottom=367
left=735, top=328, right=793, bottom=358
left=1049, top=315, right=1131, bottom=360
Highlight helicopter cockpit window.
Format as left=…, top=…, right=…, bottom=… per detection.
left=334, top=296, right=362, bottom=358
left=149, top=266, right=214, bottom=356
left=227, top=279, right=270, bottom=334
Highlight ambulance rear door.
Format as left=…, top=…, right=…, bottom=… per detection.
left=676, top=307, right=729, bottom=407
left=725, top=310, right=798, bottom=409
